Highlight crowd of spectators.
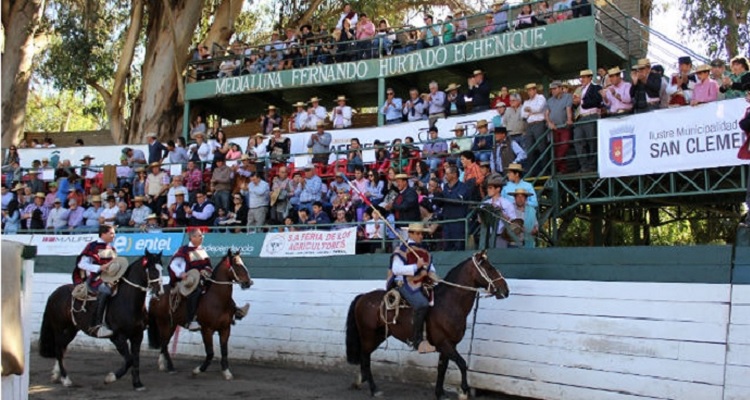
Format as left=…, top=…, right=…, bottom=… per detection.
left=193, top=0, right=594, bottom=80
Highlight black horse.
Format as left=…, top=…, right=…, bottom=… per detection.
left=346, top=250, right=510, bottom=399
left=38, top=251, right=164, bottom=390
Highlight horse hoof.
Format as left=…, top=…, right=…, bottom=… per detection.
left=61, top=376, right=73, bottom=387
left=51, top=364, right=61, bottom=382
left=192, top=366, right=202, bottom=375
left=222, top=369, right=233, bottom=380
left=168, top=369, right=178, bottom=375
left=373, top=390, right=384, bottom=397
left=104, top=372, right=117, bottom=384
left=457, top=392, right=469, bottom=400
left=134, top=385, right=146, bottom=392
left=158, top=354, right=166, bottom=372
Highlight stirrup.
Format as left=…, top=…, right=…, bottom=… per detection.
left=96, top=325, right=114, bottom=338
left=187, top=321, right=201, bottom=331
left=235, top=303, right=250, bottom=319
left=417, top=341, right=436, bottom=353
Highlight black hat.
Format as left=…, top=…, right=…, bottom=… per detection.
left=494, top=126, right=508, bottom=134
left=651, top=64, right=664, bottom=74
left=677, top=56, right=692, bottom=65
left=428, top=126, right=438, bottom=133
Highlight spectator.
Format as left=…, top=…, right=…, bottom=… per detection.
left=521, top=83, right=548, bottom=175
left=79, top=155, right=99, bottom=180
left=545, top=80, right=574, bottom=173
left=261, top=105, right=282, bottom=135
left=355, top=13, right=375, bottom=59
left=307, top=97, right=328, bottom=129
left=515, top=4, right=539, bottom=30
left=472, top=120, right=494, bottom=163
left=1, top=186, right=12, bottom=209
left=243, top=172, right=270, bottom=231
left=691, top=64, right=720, bottom=106
left=211, top=155, right=233, bottom=212
left=124, top=147, right=147, bottom=166
left=295, top=164, right=324, bottom=213
left=667, top=56, right=696, bottom=106
left=81, top=195, right=104, bottom=231
left=492, top=0, right=510, bottom=34
left=481, top=13, right=496, bottom=37
left=629, top=58, right=662, bottom=113
left=166, top=175, right=189, bottom=208
left=423, top=126, right=448, bottom=172
left=508, top=188, right=538, bottom=248
left=45, top=198, right=67, bottom=234
left=308, top=121, right=332, bottom=164
left=65, top=198, right=84, bottom=230
left=167, top=140, right=190, bottom=165
left=501, top=163, right=538, bottom=208
left=419, top=14, right=440, bottom=49
left=347, top=138, right=364, bottom=172
left=460, top=150, right=484, bottom=192
left=328, top=174, right=350, bottom=204
left=190, top=115, right=207, bottom=137
left=601, top=67, right=633, bottom=115
left=167, top=189, right=189, bottom=227
left=491, top=127, right=527, bottom=175
left=536, top=1, right=554, bottom=25
left=449, top=124, right=473, bottom=162
left=292, top=101, right=309, bottom=131
left=146, top=132, right=168, bottom=164
left=188, top=192, right=215, bottom=226
left=444, top=83, right=466, bottom=116
left=332, top=95, right=353, bottom=129
left=297, top=208, right=310, bottom=228
left=266, top=47, right=284, bottom=71
left=441, top=16, right=455, bottom=45
left=553, top=0, right=572, bottom=21
left=130, top=196, right=151, bottom=227
left=26, top=170, right=44, bottom=194
left=452, top=10, right=468, bottom=43
left=114, top=201, right=132, bottom=227
left=309, top=201, right=331, bottom=228
left=710, top=59, right=728, bottom=100
left=467, top=69, right=491, bottom=112
left=183, top=161, right=203, bottom=198
left=385, top=173, right=418, bottom=224
left=145, top=162, right=169, bottom=212
left=21, top=192, right=48, bottom=231
left=504, top=93, right=526, bottom=143
left=332, top=208, right=350, bottom=230
left=380, top=88, right=403, bottom=125
left=484, top=178, right=515, bottom=248
left=336, top=3, right=358, bottom=30
left=492, top=102, right=506, bottom=129
left=573, top=69, right=602, bottom=173
left=191, top=131, right=212, bottom=163
left=336, top=19, right=357, bottom=62
left=270, top=166, right=294, bottom=224
left=720, top=56, right=750, bottom=99
left=434, top=165, right=468, bottom=251
left=403, top=88, right=427, bottom=122
left=425, top=81, right=446, bottom=128
left=364, top=170, right=385, bottom=204
left=571, top=0, right=592, bottom=18
left=373, top=19, right=396, bottom=56
left=225, top=192, right=248, bottom=232
left=99, top=196, right=118, bottom=226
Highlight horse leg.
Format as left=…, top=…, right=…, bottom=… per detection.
left=159, top=324, right=177, bottom=373
left=434, top=353, right=450, bottom=400
left=218, top=327, right=232, bottom=380
left=193, top=329, right=214, bottom=375
left=361, top=351, right=382, bottom=397
left=53, top=329, right=78, bottom=387
left=439, top=345, right=470, bottom=400
left=129, top=331, right=145, bottom=391
left=106, top=335, right=132, bottom=384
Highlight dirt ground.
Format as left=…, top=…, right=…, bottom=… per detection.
left=29, top=348, right=531, bottom=400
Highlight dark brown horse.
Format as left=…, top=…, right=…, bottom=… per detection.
left=38, top=251, right=164, bottom=390
left=147, top=249, right=252, bottom=380
left=345, top=250, right=509, bottom=399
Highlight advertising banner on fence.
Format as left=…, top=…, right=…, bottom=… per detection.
left=597, top=98, right=747, bottom=178
left=113, top=233, right=185, bottom=256
left=202, top=233, right=264, bottom=258
left=0, top=235, right=33, bottom=245
left=29, top=234, right=98, bottom=256
left=259, top=228, right=357, bottom=258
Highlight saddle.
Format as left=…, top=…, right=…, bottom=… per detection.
left=379, top=284, right=435, bottom=325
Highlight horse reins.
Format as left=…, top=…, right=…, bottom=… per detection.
left=434, top=253, right=505, bottom=298
left=120, top=263, right=163, bottom=293
left=202, top=257, right=244, bottom=285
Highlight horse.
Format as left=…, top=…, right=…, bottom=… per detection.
left=147, top=249, right=252, bottom=380
left=345, top=250, right=510, bottom=399
left=38, top=250, right=164, bottom=390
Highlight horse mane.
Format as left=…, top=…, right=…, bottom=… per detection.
left=442, top=257, right=471, bottom=284
left=210, top=254, right=231, bottom=279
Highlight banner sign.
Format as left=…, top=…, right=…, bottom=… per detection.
left=17, top=144, right=149, bottom=170
left=259, top=227, right=357, bottom=258
left=113, top=233, right=185, bottom=256
left=0, top=235, right=33, bottom=245
left=29, top=234, right=98, bottom=256
left=202, top=232, right=264, bottom=258
left=598, top=98, right=748, bottom=178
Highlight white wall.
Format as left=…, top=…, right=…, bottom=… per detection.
left=29, top=274, right=745, bottom=400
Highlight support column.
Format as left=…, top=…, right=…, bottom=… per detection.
left=377, top=77, right=385, bottom=127
left=591, top=204, right=604, bottom=246
left=182, top=100, right=191, bottom=143
left=587, top=39, right=597, bottom=73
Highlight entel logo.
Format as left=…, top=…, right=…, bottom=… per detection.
left=114, top=236, right=173, bottom=253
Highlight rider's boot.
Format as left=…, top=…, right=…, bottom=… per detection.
left=184, top=291, right=201, bottom=331
left=94, top=291, right=113, bottom=338
left=411, top=307, right=429, bottom=351
left=234, top=303, right=250, bottom=320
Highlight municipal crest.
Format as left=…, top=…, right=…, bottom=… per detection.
left=609, top=125, right=636, bottom=166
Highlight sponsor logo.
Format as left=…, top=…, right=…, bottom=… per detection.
left=609, top=125, right=636, bottom=166
left=264, top=236, right=286, bottom=255
left=113, top=234, right=178, bottom=254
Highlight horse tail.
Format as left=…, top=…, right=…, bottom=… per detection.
left=345, top=294, right=364, bottom=365
left=147, top=306, right=160, bottom=349
left=39, top=297, right=57, bottom=358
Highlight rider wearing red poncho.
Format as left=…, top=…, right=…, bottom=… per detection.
left=169, top=228, right=212, bottom=331
left=73, top=224, right=117, bottom=338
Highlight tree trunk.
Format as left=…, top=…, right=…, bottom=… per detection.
left=723, top=2, right=745, bottom=58
left=1, top=0, right=46, bottom=148
left=201, top=0, right=243, bottom=52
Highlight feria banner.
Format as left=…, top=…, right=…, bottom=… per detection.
left=597, top=98, right=747, bottom=178
left=259, top=228, right=358, bottom=258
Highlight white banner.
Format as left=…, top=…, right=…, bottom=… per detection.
left=29, top=234, right=99, bottom=256
left=0, top=235, right=33, bottom=245
left=259, top=227, right=358, bottom=258
left=598, top=98, right=748, bottom=178
left=17, top=144, right=149, bottom=169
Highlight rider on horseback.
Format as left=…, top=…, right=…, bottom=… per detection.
left=168, top=228, right=212, bottom=331
left=73, top=224, right=117, bottom=338
left=388, top=223, right=437, bottom=351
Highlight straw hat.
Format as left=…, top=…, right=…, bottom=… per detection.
left=637, top=58, right=651, bottom=67
left=134, top=196, right=145, bottom=202
left=316, top=120, right=326, bottom=127
left=445, top=83, right=461, bottom=92
left=525, top=83, right=538, bottom=90
left=695, top=64, right=711, bottom=73
left=91, top=195, right=102, bottom=202
left=293, top=101, right=307, bottom=107
left=394, top=173, right=409, bottom=180
left=178, top=269, right=202, bottom=296
left=191, top=131, right=205, bottom=139
left=507, top=163, right=524, bottom=172
left=254, top=133, right=265, bottom=138
left=35, top=192, right=46, bottom=198
left=267, top=105, right=277, bottom=110
left=476, top=119, right=489, bottom=127
left=309, top=97, right=322, bottom=103
left=607, top=67, right=622, bottom=76
left=146, top=213, right=157, bottom=220
left=334, top=95, right=348, bottom=102
left=100, top=257, right=130, bottom=284
left=579, top=69, right=594, bottom=77
left=492, top=0, right=506, bottom=7
left=149, top=162, right=161, bottom=169
left=240, top=154, right=251, bottom=161
left=272, top=127, right=281, bottom=132
left=270, top=190, right=281, bottom=206
left=175, top=189, right=186, bottom=196
left=407, top=223, right=427, bottom=232
left=304, top=163, right=315, bottom=170
left=509, top=188, right=532, bottom=197
left=473, top=69, right=484, bottom=76
left=145, top=132, right=158, bottom=139
left=135, top=167, right=145, bottom=173
left=450, top=124, right=465, bottom=131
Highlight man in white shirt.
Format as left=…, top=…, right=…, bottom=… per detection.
left=292, top=101, right=310, bottom=131
left=166, top=175, right=190, bottom=208
left=46, top=198, right=69, bottom=234
left=402, top=88, right=427, bottom=122
left=331, top=95, right=353, bottom=129
left=336, top=3, right=358, bottom=29
left=520, top=83, right=547, bottom=175
left=306, top=97, right=328, bottom=130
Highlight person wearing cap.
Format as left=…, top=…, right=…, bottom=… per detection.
left=25, top=170, right=44, bottom=194
left=573, top=69, right=603, bottom=173
left=166, top=175, right=190, bottom=209
left=99, top=195, right=119, bottom=226
left=295, top=164, right=324, bottom=213
left=306, top=97, right=328, bottom=130
left=146, top=132, right=168, bottom=164
left=666, top=56, right=697, bottom=106
left=384, top=173, right=419, bottom=224
left=142, top=213, right=161, bottom=233
left=74, top=225, right=118, bottom=337
left=501, top=163, right=538, bottom=208
left=451, top=10, right=468, bottom=43
left=472, top=119, right=494, bottom=163
left=467, top=69, right=491, bottom=112
left=81, top=195, right=104, bottom=232
left=380, top=87, right=403, bottom=125
left=545, top=80, right=574, bottom=174
left=45, top=197, right=68, bottom=234
left=491, top=126, right=526, bottom=175
left=307, top=122, right=333, bottom=164
left=433, top=164, right=469, bottom=251
left=629, top=58, right=663, bottom=113
left=331, top=95, right=353, bottom=129
left=521, top=82, right=548, bottom=175
left=388, top=222, right=436, bottom=350
left=145, top=162, right=169, bottom=213
left=720, top=56, right=750, bottom=99
left=492, top=98, right=507, bottom=128
left=269, top=166, right=294, bottom=224
left=491, top=0, right=510, bottom=34
left=444, top=83, right=466, bottom=116
left=261, top=105, right=282, bottom=136
left=601, top=67, right=633, bottom=115
left=266, top=126, right=292, bottom=164
left=423, top=126, right=449, bottom=172
left=691, top=64, right=720, bottom=106
left=292, top=101, right=310, bottom=131
left=20, top=191, right=48, bottom=231
left=403, top=88, right=428, bottom=122
left=425, top=81, right=447, bottom=128
left=129, top=196, right=152, bottom=227
left=484, top=178, right=516, bottom=248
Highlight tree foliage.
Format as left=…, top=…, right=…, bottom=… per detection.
left=681, top=0, right=749, bottom=58
left=25, top=89, right=104, bottom=132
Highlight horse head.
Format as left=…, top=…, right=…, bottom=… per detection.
left=223, top=248, right=253, bottom=290
left=470, top=250, right=509, bottom=299
left=143, top=249, right=164, bottom=297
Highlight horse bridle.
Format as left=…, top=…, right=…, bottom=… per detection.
left=202, top=255, right=245, bottom=286
left=436, top=252, right=505, bottom=297
left=121, top=259, right=163, bottom=293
